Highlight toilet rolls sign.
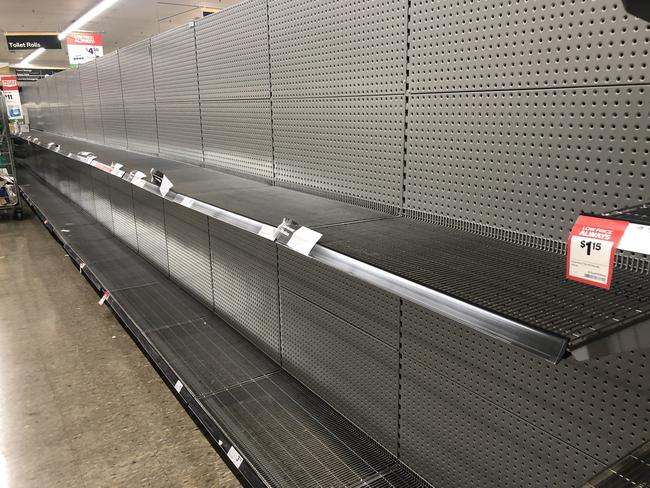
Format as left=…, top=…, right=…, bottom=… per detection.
left=5, top=33, right=62, bottom=50
left=66, top=33, right=103, bottom=67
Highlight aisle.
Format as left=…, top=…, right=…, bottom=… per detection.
left=0, top=212, right=242, bottom=488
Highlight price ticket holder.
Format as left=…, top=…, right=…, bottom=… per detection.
left=566, top=211, right=650, bottom=289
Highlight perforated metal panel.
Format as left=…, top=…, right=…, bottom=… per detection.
left=401, top=302, right=650, bottom=471
left=273, top=96, right=405, bottom=208
left=40, top=78, right=56, bottom=132
left=278, top=247, right=399, bottom=347
left=81, top=104, right=104, bottom=144
left=209, top=218, right=280, bottom=362
left=90, top=170, right=113, bottom=233
left=67, top=68, right=87, bottom=140
left=46, top=76, right=62, bottom=133
left=117, top=39, right=158, bottom=153
left=108, top=177, right=137, bottom=250
left=164, top=200, right=213, bottom=307
left=195, top=0, right=270, bottom=99
left=407, top=0, right=650, bottom=93
left=268, top=0, right=408, bottom=97
left=156, top=101, right=203, bottom=165
left=59, top=158, right=80, bottom=204
left=97, top=52, right=127, bottom=148
left=77, top=166, right=97, bottom=218
left=133, top=188, right=168, bottom=274
left=125, top=102, right=158, bottom=154
left=280, top=288, right=398, bottom=454
left=404, top=87, right=650, bottom=242
left=79, top=61, right=101, bottom=105
left=118, top=39, right=155, bottom=104
left=54, top=73, right=73, bottom=136
left=151, top=24, right=199, bottom=102
left=201, top=99, right=273, bottom=179
left=400, top=348, right=604, bottom=488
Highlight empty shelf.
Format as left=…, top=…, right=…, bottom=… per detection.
left=318, top=218, right=650, bottom=350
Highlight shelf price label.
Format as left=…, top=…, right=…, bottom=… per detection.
left=227, top=446, right=243, bottom=469
left=566, top=216, right=629, bottom=289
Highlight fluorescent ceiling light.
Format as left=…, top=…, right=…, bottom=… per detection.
left=58, top=0, right=120, bottom=40
left=16, top=47, right=46, bottom=67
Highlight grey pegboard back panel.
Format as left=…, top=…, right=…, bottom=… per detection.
left=118, top=39, right=155, bottom=104
left=97, top=52, right=127, bottom=148
left=209, top=218, right=280, bottom=362
left=278, top=246, right=400, bottom=348
left=96, top=52, right=125, bottom=103
left=280, top=288, right=399, bottom=454
left=108, top=178, right=138, bottom=250
left=67, top=68, right=87, bottom=140
left=82, top=104, right=104, bottom=145
left=400, top=352, right=604, bottom=488
left=124, top=103, right=158, bottom=154
left=133, top=188, right=168, bottom=274
left=156, top=101, right=202, bottom=165
left=151, top=24, right=199, bottom=102
left=78, top=165, right=96, bottom=218
left=201, top=99, right=273, bottom=179
left=268, top=0, right=408, bottom=97
left=100, top=102, right=127, bottom=149
left=408, top=0, right=650, bottom=93
left=401, top=301, right=650, bottom=469
left=90, top=171, right=113, bottom=233
left=164, top=200, right=213, bottom=307
left=195, top=0, right=271, bottom=99
left=404, top=87, right=650, bottom=243
left=273, top=96, right=405, bottom=208
left=70, top=104, right=87, bottom=141
left=79, top=60, right=101, bottom=106
left=52, top=74, right=68, bottom=135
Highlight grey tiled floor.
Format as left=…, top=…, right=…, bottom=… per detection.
left=0, top=212, right=242, bottom=488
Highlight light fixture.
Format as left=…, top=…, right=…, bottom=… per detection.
left=57, top=0, right=121, bottom=40
left=16, top=47, right=46, bottom=67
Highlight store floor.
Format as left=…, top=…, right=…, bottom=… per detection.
left=0, top=212, right=242, bottom=488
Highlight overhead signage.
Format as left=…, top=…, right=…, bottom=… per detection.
left=66, top=32, right=103, bottom=67
left=15, top=68, right=64, bottom=82
left=5, top=33, right=62, bottom=50
left=566, top=215, right=629, bottom=289
left=0, top=76, right=23, bottom=120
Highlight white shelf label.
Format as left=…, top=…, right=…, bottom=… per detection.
left=174, top=380, right=183, bottom=393
left=180, top=196, right=194, bottom=208
left=132, top=178, right=146, bottom=188
left=160, top=175, right=173, bottom=198
left=618, top=223, right=650, bottom=255
left=227, top=446, right=243, bottom=469
left=286, top=226, right=322, bottom=256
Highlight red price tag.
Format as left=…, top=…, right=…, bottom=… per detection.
left=566, top=216, right=629, bottom=289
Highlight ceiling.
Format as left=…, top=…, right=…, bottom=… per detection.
left=0, top=0, right=242, bottom=68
